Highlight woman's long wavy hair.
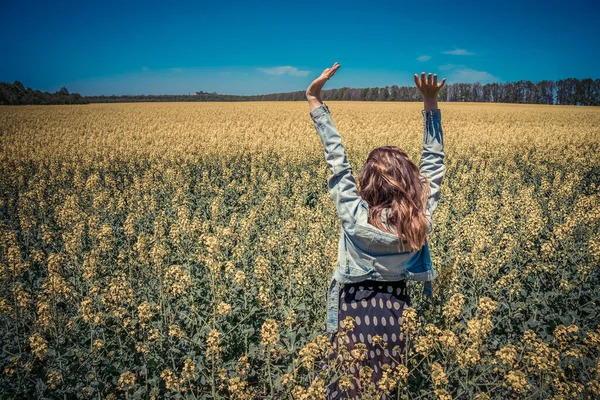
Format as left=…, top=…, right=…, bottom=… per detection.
left=358, top=146, right=430, bottom=251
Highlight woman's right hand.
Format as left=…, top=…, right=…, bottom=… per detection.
left=414, top=72, right=446, bottom=111
left=306, top=62, right=340, bottom=111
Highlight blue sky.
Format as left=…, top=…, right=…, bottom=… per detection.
left=1, top=0, right=598, bottom=96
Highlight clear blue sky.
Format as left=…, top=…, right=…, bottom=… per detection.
left=1, top=0, right=598, bottom=96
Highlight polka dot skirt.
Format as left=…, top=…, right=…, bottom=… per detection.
left=326, top=280, right=411, bottom=400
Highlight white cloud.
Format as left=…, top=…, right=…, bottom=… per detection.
left=448, top=68, right=499, bottom=84
left=170, top=68, right=183, bottom=73
left=256, top=66, right=310, bottom=77
left=416, top=55, right=431, bottom=62
left=438, top=64, right=456, bottom=71
left=141, top=66, right=150, bottom=72
left=442, top=48, right=475, bottom=55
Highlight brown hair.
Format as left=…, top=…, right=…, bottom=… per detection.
left=357, top=146, right=430, bottom=251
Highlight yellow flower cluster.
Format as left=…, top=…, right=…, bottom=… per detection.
left=415, top=324, right=442, bottom=355
left=3, top=356, right=20, bottom=375
left=137, top=301, right=158, bottom=328
left=260, top=319, right=279, bottom=348
left=476, top=297, right=497, bottom=317
left=181, top=357, right=196, bottom=382
left=298, top=335, right=330, bottom=369
left=160, top=369, right=180, bottom=391
left=163, top=264, right=192, bottom=297
left=147, top=327, right=160, bottom=341
left=136, top=342, right=150, bottom=355
left=377, top=363, right=409, bottom=394
left=554, top=324, right=579, bottom=350
left=466, top=317, right=493, bottom=345
left=41, top=270, right=73, bottom=301
left=206, top=329, right=222, bottom=360
left=93, top=339, right=104, bottom=351
left=456, top=344, right=481, bottom=368
left=117, top=370, right=136, bottom=391
left=12, top=282, right=30, bottom=308
left=495, top=344, right=518, bottom=368
left=233, top=270, right=246, bottom=286
left=168, top=324, right=185, bottom=339
left=431, top=362, right=448, bottom=386
left=254, top=255, right=270, bottom=280
left=0, top=298, right=11, bottom=317
left=29, top=333, right=48, bottom=360
left=443, top=293, right=465, bottom=321
left=291, top=379, right=327, bottom=400
left=504, top=370, right=529, bottom=394
left=228, top=376, right=253, bottom=400
left=434, top=388, right=453, bottom=400
left=36, top=300, right=52, bottom=330
left=46, top=370, right=62, bottom=390
left=522, top=330, right=561, bottom=375
left=101, top=272, right=134, bottom=311
left=216, top=301, right=232, bottom=316
left=400, top=307, right=421, bottom=337
left=78, top=297, right=103, bottom=325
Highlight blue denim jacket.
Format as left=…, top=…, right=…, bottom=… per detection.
left=309, top=104, right=445, bottom=333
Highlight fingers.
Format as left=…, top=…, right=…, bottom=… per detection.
left=324, top=62, right=340, bottom=79
left=309, top=63, right=341, bottom=95
left=414, top=74, right=421, bottom=88
left=417, top=72, right=445, bottom=87
left=329, top=64, right=339, bottom=78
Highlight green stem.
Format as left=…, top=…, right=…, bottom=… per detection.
left=267, top=349, right=274, bottom=398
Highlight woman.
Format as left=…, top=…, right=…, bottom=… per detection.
left=306, top=63, right=446, bottom=398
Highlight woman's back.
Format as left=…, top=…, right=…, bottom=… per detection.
left=309, top=102, right=444, bottom=300
left=306, top=64, right=446, bottom=399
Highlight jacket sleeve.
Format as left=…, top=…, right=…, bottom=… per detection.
left=310, top=104, right=362, bottom=233
left=419, top=109, right=446, bottom=234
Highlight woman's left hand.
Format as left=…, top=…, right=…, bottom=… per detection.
left=306, top=62, right=340, bottom=107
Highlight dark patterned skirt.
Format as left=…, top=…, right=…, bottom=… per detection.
left=326, top=279, right=411, bottom=400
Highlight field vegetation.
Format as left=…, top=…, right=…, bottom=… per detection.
left=1, top=102, right=599, bottom=399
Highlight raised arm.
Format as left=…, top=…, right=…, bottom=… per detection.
left=414, top=72, right=446, bottom=233
left=307, top=63, right=362, bottom=232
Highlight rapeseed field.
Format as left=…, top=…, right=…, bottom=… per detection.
left=1, top=102, right=599, bottom=399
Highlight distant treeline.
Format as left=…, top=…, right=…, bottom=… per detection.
left=2, top=78, right=599, bottom=106
left=0, top=81, right=87, bottom=105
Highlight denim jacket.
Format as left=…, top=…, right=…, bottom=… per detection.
left=309, top=104, right=445, bottom=333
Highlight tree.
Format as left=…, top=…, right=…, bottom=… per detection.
left=535, top=80, right=555, bottom=104
left=593, top=79, right=600, bottom=106
left=438, top=85, right=447, bottom=102
left=390, top=85, right=399, bottom=101
left=378, top=86, right=390, bottom=101
left=577, top=78, right=594, bottom=106
left=364, top=87, right=376, bottom=101
left=359, top=88, right=368, bottom=101
left=472, top=82, right=483, bottom=102
left=556, top=78, right=577, bottom=105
